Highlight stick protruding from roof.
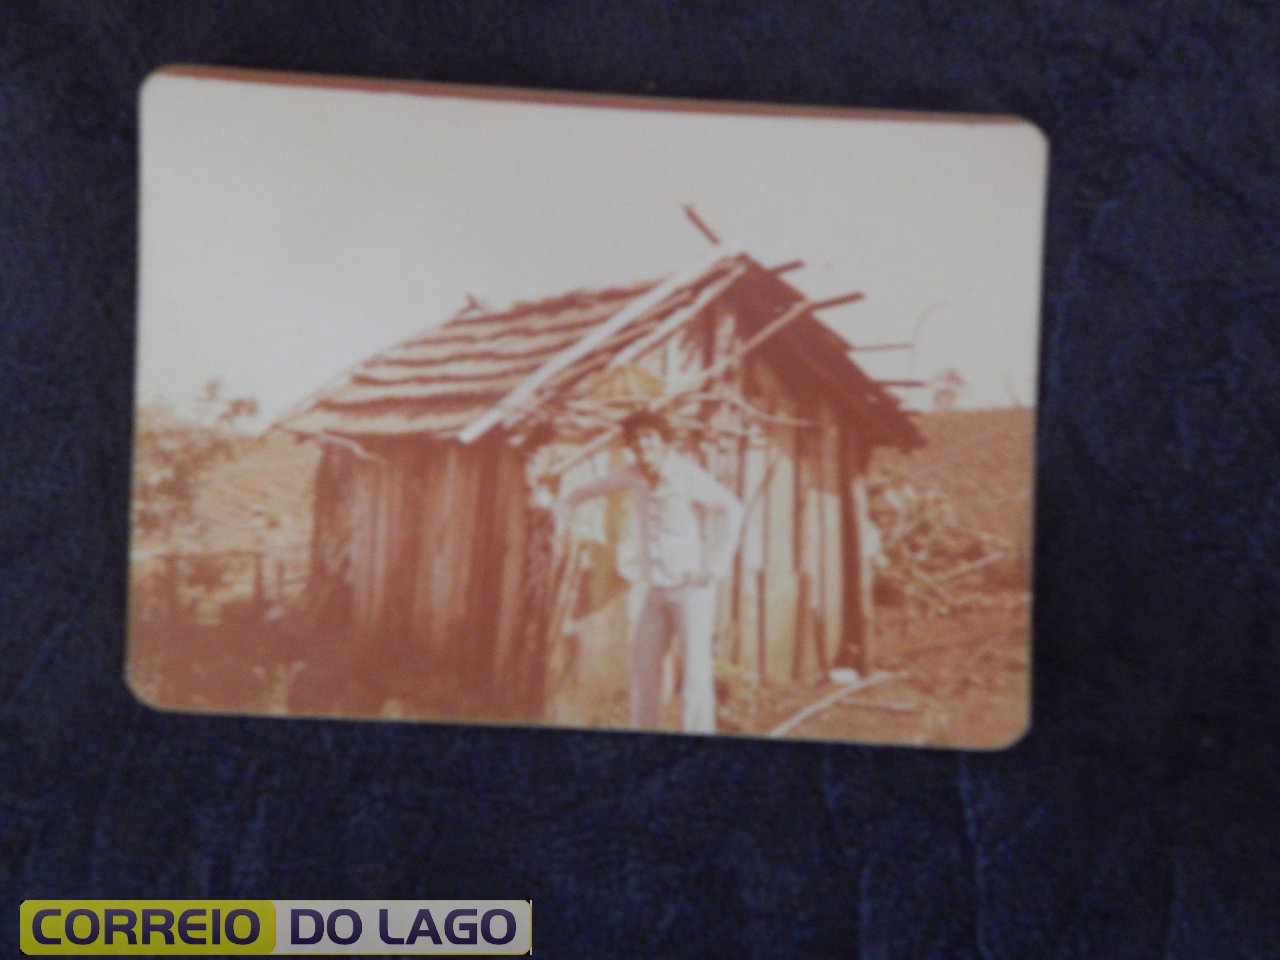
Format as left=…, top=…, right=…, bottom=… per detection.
left=456, top=247, right=737, bottom=445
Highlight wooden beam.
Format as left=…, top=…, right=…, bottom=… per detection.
left=767, top=670, right=899, bottom=737
left=810, top=292, right=866, bottom=312
left=874, top=379, right=926, bottom=388
left=851, top=342, right=913, bottom=352
left=312, top=430, right=387, bottom=464
left=682, top=204, right=721, bottom=246
left=837, top=433, right=868, bottom=674
left=606, top=263, right=746, bottom=369
left=767, top=259, right=805, bottom=275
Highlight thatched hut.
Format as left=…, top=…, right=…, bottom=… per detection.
left=279, top=250, right=921, bottom=724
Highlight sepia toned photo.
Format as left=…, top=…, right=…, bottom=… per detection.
left=129, top=67, right=1047, bottom=747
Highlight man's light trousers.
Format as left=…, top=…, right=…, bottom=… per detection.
left=629, top=582, right=717, bottom=733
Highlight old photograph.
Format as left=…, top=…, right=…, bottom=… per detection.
left=129, top=67, right=1047, bottom=747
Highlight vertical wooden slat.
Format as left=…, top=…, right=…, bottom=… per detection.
left=370, top=452, right=387, bottom=640
left=495, top=443, right=527, bottom=691
left=369, top=449, right=397, bottom=650
left=306, top=445, right=355, bottom=629
left=817, top=401, right=844, bottom=670
left=409, top=441, right=443, bottom=659
left=838, top=423, right=869, bottom=674
left=432, top=442, right=459, bottom=657
left=793, top=404, right=829, bottom=681
left=492, top=445, right=531, bottom=707
left=747, top=357, right=807, bottom=682
left=707, top=352, right=739, bottom=659
left=379, top=454, right=401, bottom=653
left=791, top=420, right=809, bottom=681
left=739, top=426, right=768, bottom=680
left=851, top=470, right=875, bottom=672
left=764, top=412, right=797, bottom=683
left=306, top=447, right=332, bottom=588
left=389, top=450, right=422, bottom=658
left=806, top=414, right=830, bottom=676
left=348, top=461, right=376, bottom=640
left=795, top=572, right=814, bottom=677
left=461, top=439, right=504, bottom=693
left=729, top=432, right=749, bottom=666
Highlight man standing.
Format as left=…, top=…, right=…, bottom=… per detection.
left=554, top=411, right=743, bottom=733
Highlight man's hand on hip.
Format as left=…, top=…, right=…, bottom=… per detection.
left=686, top=566, right=714, bottom=588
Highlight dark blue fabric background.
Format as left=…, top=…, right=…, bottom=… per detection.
left=3, top=2, right=1278, bottom=956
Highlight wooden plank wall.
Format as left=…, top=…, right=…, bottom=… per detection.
left=724, top=355, right=865, bottom=684
left=308, top=437, right=536, bottom=717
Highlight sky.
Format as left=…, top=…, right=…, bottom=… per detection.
left=138, top=70, right=1048, bottom=429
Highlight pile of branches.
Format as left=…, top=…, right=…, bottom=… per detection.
left=868, top=473, right=1017, bottom=616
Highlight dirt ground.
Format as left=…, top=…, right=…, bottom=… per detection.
left=576, top=591, right=1030, bottom=749
left=741, top=594, right=1031, bottom=748
left=130, top=594, right=1029, bottom=751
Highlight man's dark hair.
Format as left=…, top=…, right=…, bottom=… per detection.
left=620, top=410, right=673, bottom=445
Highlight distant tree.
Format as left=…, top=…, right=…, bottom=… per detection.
left=931, top=368, right=966, bottom=411
left=219, top=397, right=259, bottom=425
left=133, top=390, right=257, bottom=541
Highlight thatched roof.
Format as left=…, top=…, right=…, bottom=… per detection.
left=280, top=253, right=920, bottom=450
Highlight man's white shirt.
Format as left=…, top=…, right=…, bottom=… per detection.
left=558, top=452, right=744, bottom=589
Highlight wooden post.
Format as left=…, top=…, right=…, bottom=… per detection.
left=766, top=259, right=805, bottom=275
left=757, top=402, right=772, bottom=685
left=810, top=292, right=866, bottom=312
left=763, top=418, right=797, bottom=684
left=838, top=426, right=870, bottom=674
left=817, top=402, right=844, bottom=672
left=851, top=471, right=876, bottom=672
left=730, top=433, right=748, bottom=666
left=790, top=421, right=808, bottom=682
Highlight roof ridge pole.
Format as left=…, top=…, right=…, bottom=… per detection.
left=456, top=247, right=736, bottom=444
